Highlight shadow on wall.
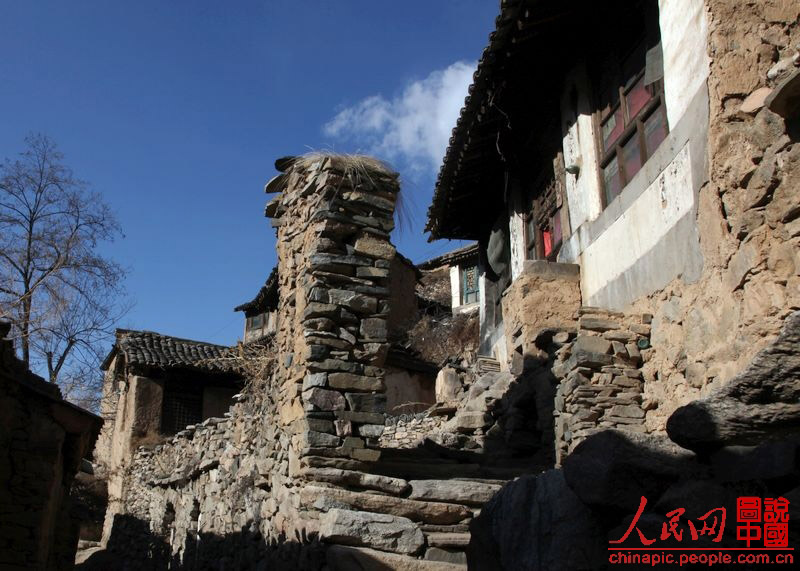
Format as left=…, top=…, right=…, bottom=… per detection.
left=76, top=513, right=328, bottom=571
left=468, top=311, right=800, bottom=570
left=76, top=513, right=419, bottom=571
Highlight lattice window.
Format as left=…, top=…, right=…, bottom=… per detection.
left=461, top=265, right=479, bottom=305
left=161, top=385, right=202, bottom=435
left=595, top=2, right=667, bottom=207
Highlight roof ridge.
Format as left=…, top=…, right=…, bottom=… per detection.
left=115, top=328, right=232, bottom=349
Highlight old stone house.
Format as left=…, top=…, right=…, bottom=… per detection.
left=0, top=321, right=103, bottom=570
left=426, top=0, right=799, bottom=422
left=235, top=267, right=279, bottom=343
left=80, top=0, right=799, bottom=568
left=427, top=0, right=715, bottom=363
left=417, top=243, right=480, bottom=314
left=94, top=329, right=245, bottom=539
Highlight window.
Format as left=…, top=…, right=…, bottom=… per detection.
left=161, top=384, right=202, bottom=434
left=595, top=3, right=667, bottom=207
left=526, top=206, right=563, bottom=261
left=246, top=314, right=264, bottom=331
left=461, top=265, right=479, bottom=305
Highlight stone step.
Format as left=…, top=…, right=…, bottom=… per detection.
left=327, top=545, right=466, bottom=570
left=425, top=532, right=471, bottom=548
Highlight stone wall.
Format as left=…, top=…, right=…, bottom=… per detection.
left=628, top=0, right=800, bottom=431
left=88, top=155, right=519, bottom=569
left=500, top=260, right=581, bottom=375
left=0, top=322, right=102, bottom=570
left=551, top=307, right=652, bottom=465
left=379, top=413, right=447, bottom=449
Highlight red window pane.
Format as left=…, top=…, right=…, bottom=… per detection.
left=621, top=135, right=643, bottom=183
left=603, top=156, right=622, bottom=205
left=542, top=230, right=553, bottom=258
left=644, top=106, right=668, bottom=156
left=602, top=107, right=624, bottom=151
left=626, top=76, right=652, bottom=120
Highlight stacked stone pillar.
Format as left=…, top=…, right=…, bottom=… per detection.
left=266, top=155, right=399, bottom=465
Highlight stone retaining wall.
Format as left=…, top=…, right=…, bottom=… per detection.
left=92, top=156, right=515, bottom=570
left=379, top=413, right=447, bottom=449
left=551, top=307, right=653, bottom=465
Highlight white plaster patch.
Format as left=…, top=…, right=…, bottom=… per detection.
left=659, top=0, right=710, bottom=127
left=449, top=265, right=460, bottom=308
left=561, top=66, right=603, bottom=231
left=580, top=144, right=694, bottom=301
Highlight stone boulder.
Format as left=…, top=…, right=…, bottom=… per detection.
left=467, top=471, right=604, bottom=570
left=667, top=311, right=800, bottom=452
left=562, top=430, right=702, bottom=510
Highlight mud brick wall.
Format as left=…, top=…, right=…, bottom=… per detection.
left=630, top=0, right=800, bottom=430
left=552, top=307, right=653, bottom=465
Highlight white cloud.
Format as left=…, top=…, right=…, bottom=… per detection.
left=323, top=61, right=475, bottom=174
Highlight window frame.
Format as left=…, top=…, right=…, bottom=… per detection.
left=460, top=264, right=479, bottom=305
left=594, top=70, right=669, bottom=208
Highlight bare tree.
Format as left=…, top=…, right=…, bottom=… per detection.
left=0, top=134, right=128, bottom=403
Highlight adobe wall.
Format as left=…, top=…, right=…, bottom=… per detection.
left=629, top=0, right=800, bottom=430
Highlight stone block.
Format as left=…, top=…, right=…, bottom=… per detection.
left=569, top=349, right=613, bottom=369
left=350, top=448, right=382, bottom=462
left=356, top=266, right=390, bottom=279
left=608, top=405, right=645, bottom=419
left=319, top=509, right=424, bottom=555
left=425, top=547, right=467, bottom=565
left=335, top=410, right=386, bottom=424
left=579, top=317, right=619, bottom=331
left=309, top=253, right=373, bottom=270
left=302, top=485, right=471, bottom=524
left=328, top=373, right=385, bottom=392
left=444, top=411, right=490, bottom=433
left=302, top=430, right=342, bottom=448
left=334, top=420, right=352, bottom=437
left=346, top=392, right=387, bottom=413
left=303, top=302, right=340, bottom=320
left=303, top=372, right=328, bottom=390
left=302, top=467, right=408, bottom=494
left=435, top=367, right=461, bottom=402
left=304, top=388, right=346, bottom=411
left=409, top=479, right=502, bottom=506
left=309, top=359, right=364, bottom=374
left=573, top=335, right=612, bottom=355
left=307, top=418, right=336, bottom=434
left=360, top=318, right=388, bottom=342
left=357, top=424, right=385, bottom=438
left=327, top=289, right=378, bottom=314
left=353, top=234, right=397, bottom=260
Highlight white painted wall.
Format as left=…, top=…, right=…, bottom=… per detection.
left=449, top=265, right=460, bottom=308
left=579, top=144, right=694, bottom=302
left=509, top=190, right=527, bottom=281
left=561, top=64, right=603, bottom=232
left=659, top=0, right=710, bottom=127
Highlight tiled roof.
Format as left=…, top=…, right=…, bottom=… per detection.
left=102, top=329, right=238, bottom=373
left=426, top=0, right=574, bottom=240
left=417, top=243, right=479, bottom=270
left=234, top=267, right=279, bottom=317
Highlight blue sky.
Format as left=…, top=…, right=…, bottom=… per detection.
left=0, top=1, right=496, bottom=347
